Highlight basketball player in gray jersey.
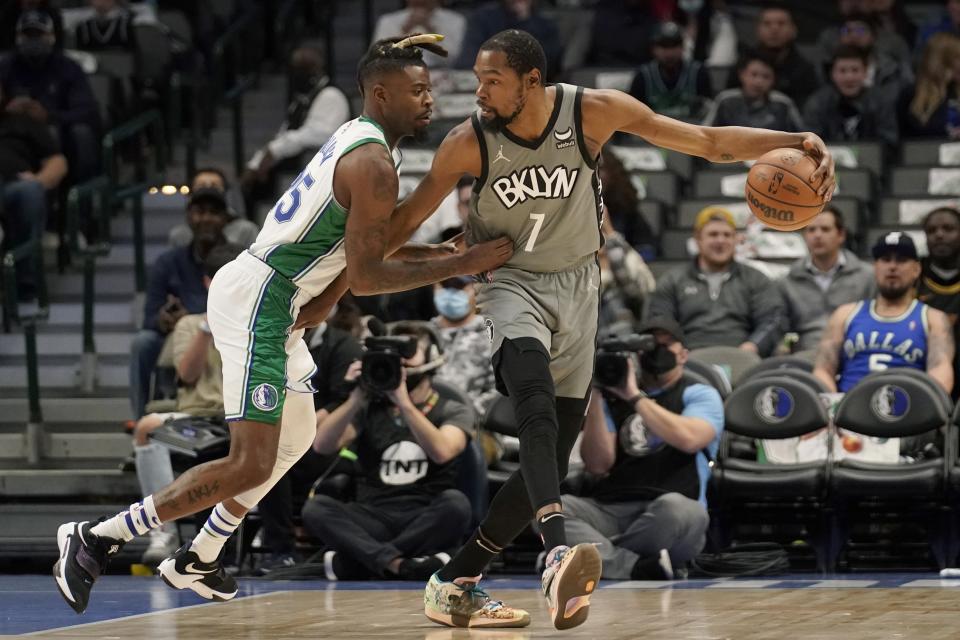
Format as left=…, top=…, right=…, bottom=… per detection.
left=391, top=30, right=837, bottom=630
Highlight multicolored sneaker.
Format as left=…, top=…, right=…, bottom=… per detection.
left=53, top=520, right=124, bottom=614
left=424, top=572, right=530, bottom=628
left=541, top=543, right=602, bottom=630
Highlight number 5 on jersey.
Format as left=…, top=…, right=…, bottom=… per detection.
left=273, top=170, right=316, bottom=223
left=525, top=213, right=545, bottom=252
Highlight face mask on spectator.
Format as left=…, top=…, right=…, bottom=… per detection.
left=17, top=37, right=52, bottom=62
left=640, top=344, right=677, bottom=376
left=291, top=72, right=323, bottom=95
left=434, top=288, right=471, bottom=321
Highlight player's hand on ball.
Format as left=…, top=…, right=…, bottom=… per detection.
left=801, top=134, right=836, bottom=201
left=459, top=236, right=514, bottom=273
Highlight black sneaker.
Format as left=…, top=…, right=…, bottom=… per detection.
left=53, top=520, right=124, bottom=614
left=397, top=553, right=451, bottom=580
left=631, top=549, right=674, bottom=580
left=157, top=543, right=238, bottom=601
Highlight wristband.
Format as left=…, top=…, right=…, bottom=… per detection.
left=626, top=390, right=648, bottom=407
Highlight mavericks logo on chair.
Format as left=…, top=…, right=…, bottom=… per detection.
left=251, top=383, right=279, bottom=411
left=870, top=384, right=910, bottom=422
left=755, top=386, right=794, bottom=424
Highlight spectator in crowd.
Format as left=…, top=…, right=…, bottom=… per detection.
left=598, top=214, right=656, bottom=336
left=802, top=45, right=899, bottom=149
left=130, top=243, right=243, bottom=566
left=564, top=315, right=723, bottom=580
left=916, top=0, right=960, bottom=52
left=629, top=21, right=712, bottom=122
left=833, top=13, right=912, bottom=106
left=865, top=0, right=917, bottom=54
left=817, top=8, right=913, bottom=86
left=585, top=0, right=657, bottom=67
left=129, top=187, right=230, bottom=419
left=304, top=322, right=474, bottom=580
left=0, top=0, right=63, bottom=51
left=917, top=207, right=960, bottom=399
left=647, top=207, right=784, bottom=356
left=0, top=11, right=100, bottom=188
left=598, top=148, right=655, bottom=253
left=169, top=168, right=259, bottom=249
left=455, top=1, right=562, bottom=80
left=752, top=3, right=820, bottom=105
left=780, top=207, right=875, bottom=353
left=74, top=0, right=135, bottom=51
left=431, top=276, right=499, bottom=418
left=372, top=0, right=466, bottom=67
left=241, top=46, right=350, bottom=213
left=898, top=33, right=960, bottom=140
left=0, top=80, right=67, bottom=301
left=702, top=49, right=803, bottom=131
left=813, top=232, right=954, bottom=394
left=671, top=0, right=738, bottom=68
left=256, top=305, right=364, bottom=571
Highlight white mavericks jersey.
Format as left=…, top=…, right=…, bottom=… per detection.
left=249, top=116, right=401, bottom=297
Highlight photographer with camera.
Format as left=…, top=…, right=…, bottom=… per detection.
left=562, top=316, right=724, bottom=580
left=303, top=321, right=475, bottom=580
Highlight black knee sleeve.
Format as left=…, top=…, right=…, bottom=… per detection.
left=495, top=338, right=562, bottom=511
left=555, top=394, right=590, bottom=480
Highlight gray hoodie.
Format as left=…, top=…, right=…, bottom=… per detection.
left=779, top=249, right=875, bottom=352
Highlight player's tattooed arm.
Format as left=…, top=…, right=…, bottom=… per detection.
left=926, top=308, right=955, bottom=394
left=581, top=88, right=835, bottom=199
left=385, top=120, right=480, bottom=256
left=812, top=304, right=853, bottom=393
left=340, top=143, right=511, bottom=294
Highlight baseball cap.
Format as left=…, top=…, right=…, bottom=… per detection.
left=693, top=206, right=737, bottom=233
left=638, top=316, right=686, bottom=344
left=871, top=231, right=918, bottom=261
left=441, top=275, right=473, bottom=289
left=653, top=22, right=684, bottom=47
left=188, top=186, right=227, bottom=211
left=17, top=10, right=54, bottom=35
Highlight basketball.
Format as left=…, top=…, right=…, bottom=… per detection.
left=745, top=148, right=826, bottom=231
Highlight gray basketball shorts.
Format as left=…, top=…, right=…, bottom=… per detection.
left=476, top=254, right=600, bottom=399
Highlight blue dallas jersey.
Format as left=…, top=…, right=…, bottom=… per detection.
left=837, top=299, right=929, bottom=392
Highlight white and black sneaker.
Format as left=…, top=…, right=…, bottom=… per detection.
left=53, top=520, right=124, bottom=614
left=157, top=543, right=238, bottom=601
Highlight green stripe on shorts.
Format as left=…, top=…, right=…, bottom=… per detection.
left=242, top=270, right=298, bottom=424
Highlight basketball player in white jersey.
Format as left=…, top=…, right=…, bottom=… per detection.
left=52, top=34, right=513, bottom=614
left=385, top=30, right=837, bottom=630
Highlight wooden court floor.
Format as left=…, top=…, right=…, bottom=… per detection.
left=20, top=587, right=960, bottom=639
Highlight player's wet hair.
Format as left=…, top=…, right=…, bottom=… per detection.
left=478, top=29, right=547, bottom=85
left=356, top=34, right=447, bottom=95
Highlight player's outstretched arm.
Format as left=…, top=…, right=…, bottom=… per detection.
left=385, top=120, right=481, bottom=256
left=582, top=89, right=835, bottom=200
left=340, top=143, right=511, bottom=295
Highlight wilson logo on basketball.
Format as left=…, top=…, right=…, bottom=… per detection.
left=492, top=165, right=579, bottom=209
left=748, top=190, right=795, bottom=221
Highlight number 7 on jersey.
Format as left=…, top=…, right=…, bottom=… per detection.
left=525, top=213, right=545, bottom=252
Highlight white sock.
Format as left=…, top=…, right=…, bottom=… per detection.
left=90, top=496, right=162, bottom=542
left=190, top=503, right=243, bottom=562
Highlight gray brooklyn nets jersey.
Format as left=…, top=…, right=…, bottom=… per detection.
left=467, top=83, right=602, bottom=273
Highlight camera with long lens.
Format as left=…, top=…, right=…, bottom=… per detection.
left=594, top=334, right=655, bottom=387
left=360, top=335, right=419, bottom=393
